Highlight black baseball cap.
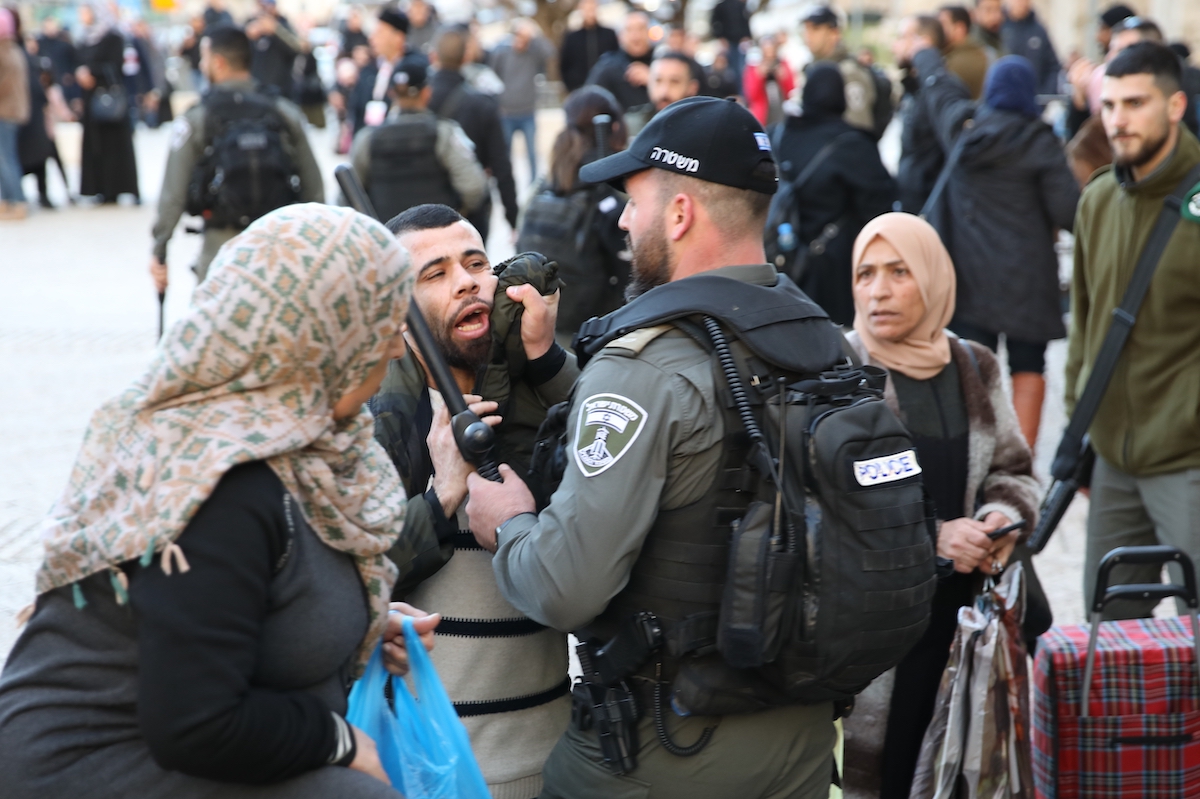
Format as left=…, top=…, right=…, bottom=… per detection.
left=391, top=52, right=429, bottom=93
left=579, top=96, right=778, bottom=195
left=801, top=5, right=839, bottom=28
left=377, top=6, right=409, bottom=34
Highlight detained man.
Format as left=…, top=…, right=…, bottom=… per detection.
left=371, top=204, right=577, bottom=799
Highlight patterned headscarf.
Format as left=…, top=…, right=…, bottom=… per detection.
left=36, top=204, right=413, bottom=672
left=82, top=2, right=121, bottom=46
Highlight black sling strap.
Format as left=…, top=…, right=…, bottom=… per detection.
left=1050, top=162, right=1200, bottom=481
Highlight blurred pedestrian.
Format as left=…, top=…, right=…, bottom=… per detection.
left=917, top=50, right=1080, bottom=449
left=15, top=16, right=55, bottom=210
left=709, top=0, right=752, bottom=78
left=460, top=23, right=503, bottom=96
left=1066, top=43, right=1200, bottom=618
left=430, top=26, right=520, bottom=242
left=330, top=56, right=359, bottom=153
left=131, top=19, right=168, bottom=128
left=702, top=43, right=741, bottom=99
left=971, top=0, right=1005, bottom=61
left=340, top=6, right=368, bottom=57
left=179, top=15, right=205, bottom=93
left=841, top=213, right=1037, bottom=799
left=0, top=6, right=29, bottom=220
left=1000, top=0, right=1060, bottom=95
left=1065, top=115, right=1112, bottom=187
left=894, top=15, right=966, bottom=213
left=1096, top=4, right=1135, bottom=56
left=742, top=33, right=793, bottom=126
left=203, top=0, right=233, bottom=32
left=404, top=0, right=438, bottom=56
left=939, top=5, right=988, bottom=98
left=0, top=203, right=421, bottom=799
left=76, top=2, right=139, bottom=205
left=349, top=53, right=486, bottom=223
left=247, top=0, right=302, bottom=99
left=35, top=17, right=78, bottom=99
left=34, top=62, right=77, bottom=205
left=120, top=20, right=153, bottom=127
left=518, top=86, right=629, bottom=343
left=149, top=26, right=323, bottom=289
left=349, top=6, right=409, bottom=134
left=802, top=5, right=878, bottom=135
left=585, top=11, right=653, bottom=120
left=489, top=18, right=553, bottom=182
left=648, top=51, right=700, bottom=114
left=768, top=63, right=897, bottom=325
left=559, top=0, right=618, bottom=93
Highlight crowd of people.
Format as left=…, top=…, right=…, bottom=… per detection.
left=1, top=1, right=1200, bottom=799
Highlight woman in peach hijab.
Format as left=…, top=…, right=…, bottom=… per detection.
left=840, top=213, right=1040, bottom=799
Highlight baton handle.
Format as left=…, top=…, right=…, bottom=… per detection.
left=592, top=114, right=612, bottom=160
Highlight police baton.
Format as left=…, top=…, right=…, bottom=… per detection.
left=157, top=291, right=165, bottom=341
left=333, top=164, right=503, bottom=482
left=592, top=114, right=612, bottom=160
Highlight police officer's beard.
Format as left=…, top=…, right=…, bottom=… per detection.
left=1112, top=119, right=1171, bottom=170
left=624, top=228, right=673, bottom=301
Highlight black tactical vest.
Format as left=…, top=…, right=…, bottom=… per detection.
left=367, top=112, right=460, bottom=222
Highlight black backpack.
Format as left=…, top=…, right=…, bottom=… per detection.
left=518, top=182, right=626, bottom=337
left=868, top=63, right=895, bottom=141
left=564, top=276, right=937, bottom=712
left=763, top=128, right=857, bottom=285
left=187, top=89, right=301, bottom=230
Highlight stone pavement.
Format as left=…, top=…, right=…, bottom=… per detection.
left=0, top=120, right=1103, bottom=665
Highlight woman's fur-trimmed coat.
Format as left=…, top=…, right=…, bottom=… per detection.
left=841, top=330, right=1040, bottom=798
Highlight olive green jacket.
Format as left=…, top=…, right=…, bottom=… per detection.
left=1065, top=126, right=1200, bottom=476
left=372, top=345, right=578, bottom=597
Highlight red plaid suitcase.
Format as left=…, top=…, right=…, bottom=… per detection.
left=1033, top=546, right=1200, bottom=798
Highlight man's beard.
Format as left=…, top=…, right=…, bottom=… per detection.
left=430, top=298, right=494, bottom=372
left=1111, top=121, right=1171, bottom=171
left=624, top=227, right=673, bottom=301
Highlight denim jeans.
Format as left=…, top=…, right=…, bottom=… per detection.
left=501, top=113, right=538, bottom=182
left=0, top=120, right=26, bottom=203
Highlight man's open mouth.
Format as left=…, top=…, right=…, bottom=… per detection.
left=453, top=304, right=491, bottom=339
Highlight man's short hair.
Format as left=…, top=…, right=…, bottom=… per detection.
left=939, top=6, right=972, bottom=33
left=1106, top=41, right=1183, bottom=97
left=435, top=26, right=468, bottom=72
left=204, top=25, right=251, bottom=72
left=653, top=51, right=695, bottom=72
left=914, top=15, right=948, bottom=52
left=654, top=171, right=772, bottom=239
left=385, top=204, right=466, bottom=236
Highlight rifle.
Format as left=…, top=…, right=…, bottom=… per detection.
left=1027, top=436, right=1094, bottom=553
left=334, top=164, right=502, bottom=482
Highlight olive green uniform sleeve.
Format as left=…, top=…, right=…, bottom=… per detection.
left=349, top=126, right=373, bottom=192
left=276, top=98, right=325, bottom=203
left=151, top=105, right=207, bottom=263
left=436, top=119, right=488, bottom=215
left=534, top=350, right=579, bottom=406
left=491, top=336, right=724, bottom=631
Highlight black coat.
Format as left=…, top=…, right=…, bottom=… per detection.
left=79, top=32, right=138, bottom=200
left=772, top=115, right=898, bottom=326
left=250, top=22, right=298, bottom=99
left=897, top=63, right=971, bottom=214
left=916, top=49, right=1080, bottom=343
left=429, top=69, right=519, bottom=231
left=560, top=25, right=619, bottom=93
left=18, top=49, right=54, bottom=170
left=585, top=49, right=651, bottom=112
left=710, top=0, right=752, bottom=43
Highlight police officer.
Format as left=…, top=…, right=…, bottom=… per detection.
left=802, top=5, right=879, bottom=135
left=349, top=53, right=487, bottom=224
left=149, top=25, right=322, bottom=292
left=464, top=97, right=837, bottom=798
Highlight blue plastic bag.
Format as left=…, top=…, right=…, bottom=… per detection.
left=346, top=615, right=491, bottom=799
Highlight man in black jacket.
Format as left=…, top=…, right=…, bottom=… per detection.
left=349, top=5, right=409, bottom=133
left=430, top=27, right=520, bottom=243
left=710, top=0, right=752, bottom=77
left=585, top=12, right=653, bottom=114
left=246, top=0, right=302, bottom=99
left=893, top=14, right=967, bottom=213
left=560, top=0, right=618, bottom=93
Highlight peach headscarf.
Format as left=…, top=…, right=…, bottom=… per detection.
left=851, top=213, right=956, bottom=381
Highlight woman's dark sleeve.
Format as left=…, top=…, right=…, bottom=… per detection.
left=129, top=462, right=340, bottom=785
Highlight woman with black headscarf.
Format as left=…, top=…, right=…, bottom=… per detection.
left=914, top=50, right=1080, bottom=451
left=75, top=2, right=139, bottom=203
left=767, top=62, right=897, bottom=326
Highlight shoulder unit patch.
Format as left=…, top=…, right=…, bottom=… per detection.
left=1183, top=182, right=1200, bottom=224
left=574, top=393, right=648, bottom=477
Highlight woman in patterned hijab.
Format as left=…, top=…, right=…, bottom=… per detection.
left=0, top=204, right=417, bottom=797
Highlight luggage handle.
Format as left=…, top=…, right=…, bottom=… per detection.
left=1081, top=546, right=1200, bottom=717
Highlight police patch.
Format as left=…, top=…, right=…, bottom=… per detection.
left=574, top=393, right=648, bottom=477
left=169, top=117, right=192, bottom=151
